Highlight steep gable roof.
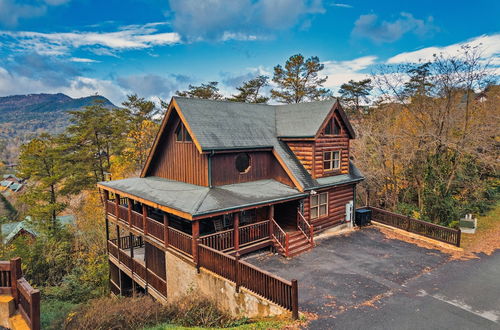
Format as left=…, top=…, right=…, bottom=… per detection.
left=141, top=97, right=360, bottom=190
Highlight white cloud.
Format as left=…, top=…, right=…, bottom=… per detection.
left=0, top=0, right=70, bottom=27
left=168, top=0, right=326, bottom=41
left=352, top=12, right=437, bottom=43
left=387, top=34, right=500, bottom=64
left=0, top=24, right=181, bottom=55
left=70, top=57, right=99, bottom=63
left=330, top=3, right=352, bottom=8
left=322, top=56, right=378, bottom=89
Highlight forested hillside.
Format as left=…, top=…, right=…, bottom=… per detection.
left=0, top=93, right=115, bottom=163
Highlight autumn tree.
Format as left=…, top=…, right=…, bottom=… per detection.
left=338, top=79, right=373, bottom=113
left=227, top=75, right=269, bottom=103
left=176, top=81, right=223, bottom=100
left=354, top=45, right=499, bottom=225
left=17, top=134, right=66, bottom=229
left=271, top=54, right=330, bottom=103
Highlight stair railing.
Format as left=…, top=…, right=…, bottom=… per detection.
left=297, top=211, right=314, bottom=248
left=270, top=218, right=289, bottom=257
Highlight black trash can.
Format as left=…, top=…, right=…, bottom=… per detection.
left=355, top=208, right=372, bottom=226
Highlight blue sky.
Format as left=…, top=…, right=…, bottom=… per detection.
left=0, top=0, right=499, bottom=105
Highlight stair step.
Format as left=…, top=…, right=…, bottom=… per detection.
left=288, top=245, right=312, bottom=257
left=289, top=240, right=311, bottom=251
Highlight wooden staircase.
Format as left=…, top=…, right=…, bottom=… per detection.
left=276, top=230, right=312, bottom=257
left=271, top=212, right=314, bottom=258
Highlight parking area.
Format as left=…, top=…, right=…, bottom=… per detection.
left=245, top=226, right=500, bottom=329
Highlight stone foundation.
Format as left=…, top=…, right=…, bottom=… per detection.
left=165, top=250, right=290, bottom=318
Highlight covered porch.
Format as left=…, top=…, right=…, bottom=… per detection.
left=100, top=177, right=314, bottom=258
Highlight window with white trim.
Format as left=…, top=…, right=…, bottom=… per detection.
left=323, top=151, right=340, bottom=171
left=310, top=192, right=328, bottom=219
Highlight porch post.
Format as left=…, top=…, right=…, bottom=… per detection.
left=116, top=224, right=121, bottom=249
left=103, top=190, right=109, bottom=209
left=163, top=213, right=169, bottom=248
left=114, top=193, right=120, bottom=218
left=268, top=205, right=274, bottom=238
left=192, top=220, right=200, bottom=264
left=233, top=212, right=240, bottom=252
left=127, top=198, right=132, bottom=227
left=129, top=232, right=134, bottom=259
left=105, top=217, right=109, bottom=242
left=142, top=204, right=148, bottom=235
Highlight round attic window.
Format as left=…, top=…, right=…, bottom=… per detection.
left=235, top=153, right=251, bottom=173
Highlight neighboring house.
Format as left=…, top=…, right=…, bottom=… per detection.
left=0, top=174, right=24, bottom=193
left=98, top=97, right=364, bottom=314
left=1, top=215, right=76, bottom=244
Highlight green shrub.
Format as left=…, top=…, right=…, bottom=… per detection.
left=41, top=299, right=78, bottom=330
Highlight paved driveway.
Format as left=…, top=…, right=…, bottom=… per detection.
left=245, top=227, right=500, bottom=329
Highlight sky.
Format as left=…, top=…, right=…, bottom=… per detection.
left=0, top=0, right=499, bottom=105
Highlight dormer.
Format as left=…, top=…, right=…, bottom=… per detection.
left=276, top=100, right=355, bottom=180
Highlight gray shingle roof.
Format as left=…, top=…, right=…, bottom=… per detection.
left=275, top=100, right=336, bottom=137
left=99, top=177, right=306, bottom=217
left=173, top=97, right=348, bottom=189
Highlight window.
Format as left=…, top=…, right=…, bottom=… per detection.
left=311, top=192, right=328, bottom=219
left=324, top=118, right=341, bottom=135
left=235, top=153, right=251, bottom=173
left=323, top=151, right=340, bottom=171
left=175, top=122, right=192, bottom=142
left=333, top=119, right=341, bottom=135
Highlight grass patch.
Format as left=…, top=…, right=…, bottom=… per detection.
left=41, top=299, right=79, bottom=330
left=144, top=319, right=288, bottom=330
left=461, top=201, right=500, bottom=254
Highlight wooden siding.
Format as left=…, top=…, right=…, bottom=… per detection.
left=286, top=111, right=350, bottom=179
left=287, top=142, right=314, bottom=174
left=211, top=151, right=294, bottom=187
left=302, top=184, right=354, bottom=233
left=147, top=112, right=209, bottom=186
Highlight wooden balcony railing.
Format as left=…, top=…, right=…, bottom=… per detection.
left=199, top=220, right=271, bottom=251
left=297, top=211, right=314, bottom=247
left=199, top=228, right=234, bottom=251
left=168, top=227, right=193, bottom=255
left=131, top=210, right=143, bottom=230
left=118, top=205, right=128, bottom=223
left=132, top=259, right=147, bottom=280
left=106, top=200, right=116, bottom=216
left=146, top=217, right=165, bottom=242
left=0, top=259, right=40, bottom=330
left=148, top=270, right=167, bottom=297
left=366, top=206, right=461, bottom=247
left=239, top=220, right=270, bottom=246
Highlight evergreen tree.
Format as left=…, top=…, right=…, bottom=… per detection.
left=227, top=75, right=269, bottom=103
left=176, top=81, right=223, bottom=100
left=338, top=79, right=373, bottom=113
left=271, top=54, right=330, bottom=103
left=17, top=134, right=66, bottom=229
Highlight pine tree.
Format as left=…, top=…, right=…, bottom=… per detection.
left=338, top=79, right=373, bottom=113
left=227, top=75, right=269, bottom=103
left=271, top=54, right=330, bottom=103
left=176, top=81, right=223, bottom=100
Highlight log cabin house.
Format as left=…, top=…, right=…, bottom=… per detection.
left=98, top=97, right=364, bottom=316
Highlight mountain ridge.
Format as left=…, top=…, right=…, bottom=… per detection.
left=0, top=93, right=117, bottom=163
